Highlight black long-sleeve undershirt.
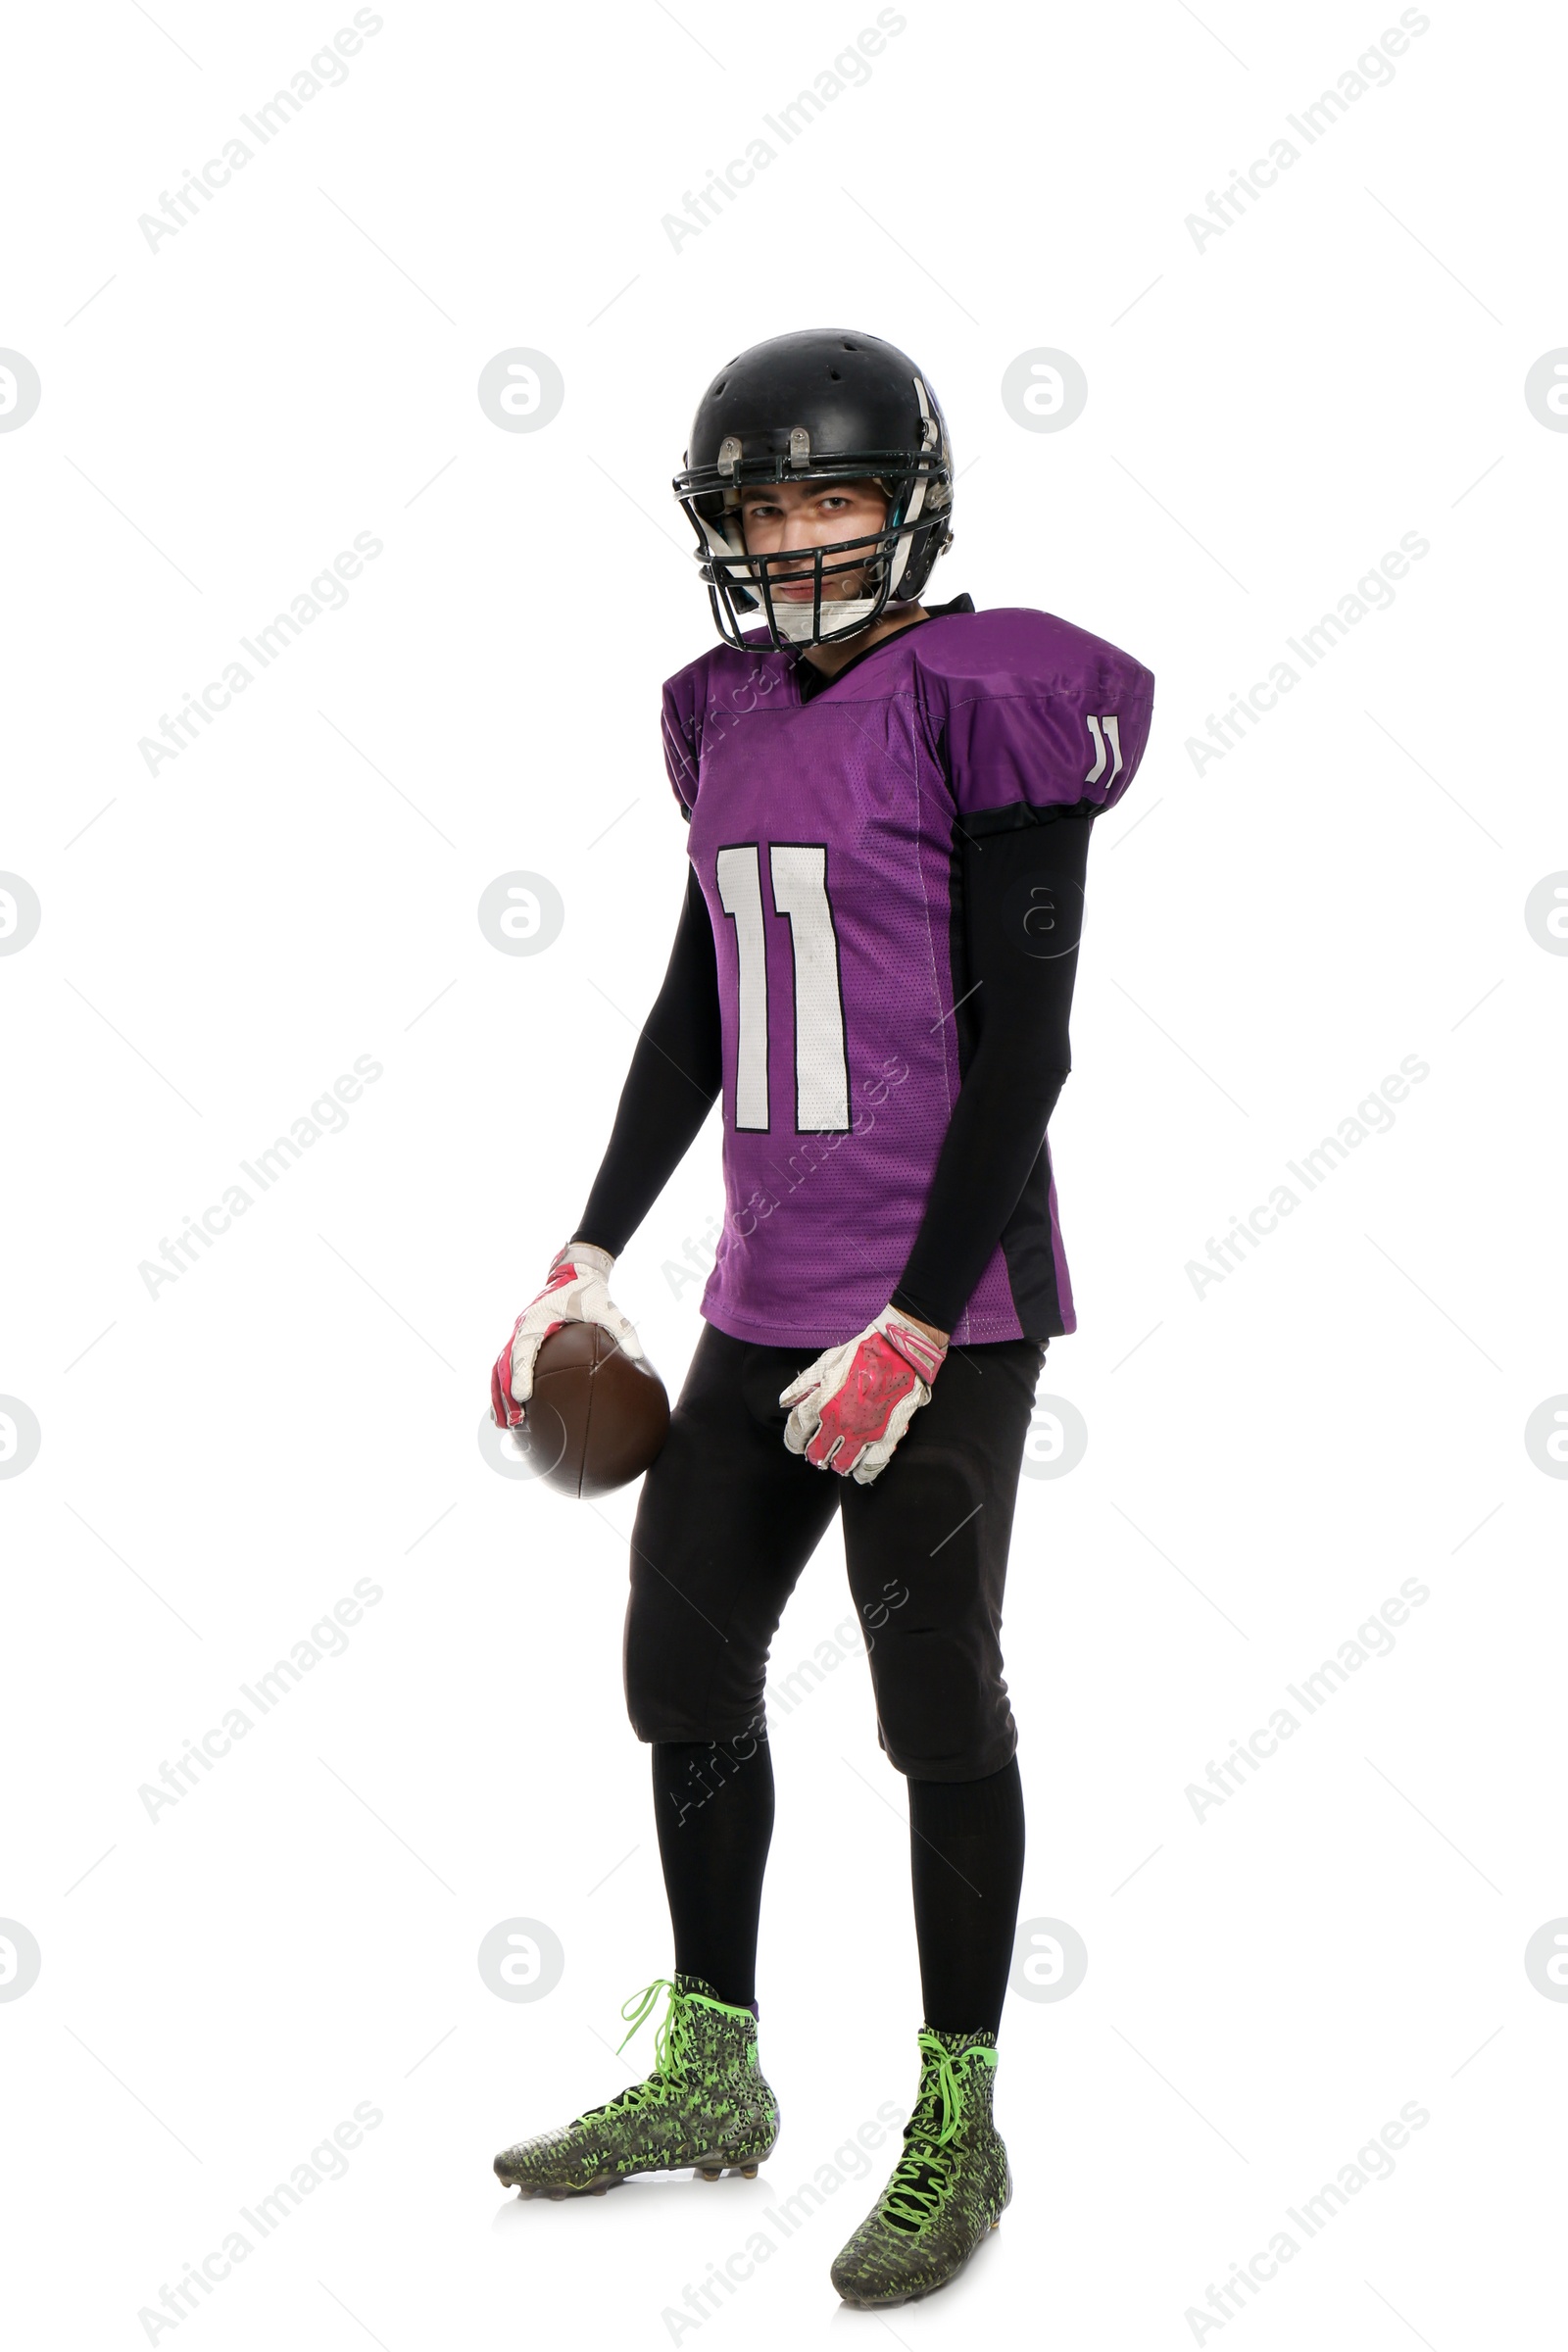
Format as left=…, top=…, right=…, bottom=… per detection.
left=574, top=813, right=1092, bottom=1339
left=889, top=808, right=1091, bottom=1334
left=573, top=865, right=722, bottom=1254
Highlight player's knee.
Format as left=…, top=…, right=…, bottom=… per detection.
left=874, top=1684, right=1013, bottom=1781
left=622, top=1640, right=688, bottom=1743
left=623, top=1618, right=763, bottom=1749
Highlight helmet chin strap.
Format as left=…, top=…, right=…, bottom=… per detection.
left=772, top=596, right=878, bottom=644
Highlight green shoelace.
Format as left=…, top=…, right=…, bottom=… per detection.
left=585, top=1976, right=750, bottom=2121
left=564, top=1978, right=690, bottom=2123
left=616, top=1977, right=687, bottom=2070
left=880, top=2034, right=996, bottom=2231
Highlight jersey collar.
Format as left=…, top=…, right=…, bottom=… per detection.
left=792, top=594, right=976, bottom=703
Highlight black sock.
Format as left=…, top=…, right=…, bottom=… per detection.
left=907, top=1756, right=1026, bottom=2037
left=652, top=1732, right=775, bottom=2012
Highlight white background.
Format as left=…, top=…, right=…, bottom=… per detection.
left=3, top=1, right=1565, bottom=2345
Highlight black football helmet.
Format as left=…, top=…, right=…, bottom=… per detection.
left=673, top=328, right=955, bottom=650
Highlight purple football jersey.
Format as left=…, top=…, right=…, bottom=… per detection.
left=662, top=607, right=1153, bottom=1348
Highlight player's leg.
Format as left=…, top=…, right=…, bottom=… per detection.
left=848, top=1338, right=1040, bottom=2023
left=829, top=1337, right=1044, bottom=2304
left=652, top=1734, right=774, bottom=2009
left=628, top=1325, right=840, bottom=1997
left=906, top=1762, right=1026, bottom=2034
left=495, top=1326, right=837, bottom=2195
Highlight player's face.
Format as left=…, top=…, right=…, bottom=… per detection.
left=738, top=478, right=890, bottom=605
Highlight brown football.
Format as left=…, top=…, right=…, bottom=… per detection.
left=513, top=1321, right=670, bottom=1498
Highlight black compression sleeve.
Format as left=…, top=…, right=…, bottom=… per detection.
left=890, top=809, right=1093, bottom=1336
left=572, top=864, right=722, bottom=1255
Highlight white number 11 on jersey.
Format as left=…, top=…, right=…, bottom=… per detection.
left=714, top=843, right=850, bottom=1135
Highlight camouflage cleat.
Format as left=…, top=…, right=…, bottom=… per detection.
left=830, top=2028, right=1009, bottom=2306
left=494, top=1973, right=779, bottom=2198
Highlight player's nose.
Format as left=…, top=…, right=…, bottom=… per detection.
left=773, top=518, right=820, bottom=570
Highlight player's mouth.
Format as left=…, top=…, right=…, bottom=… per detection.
left=771, top=572, right=861, bottom=603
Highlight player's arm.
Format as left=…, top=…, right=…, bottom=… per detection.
left=571, top=861, right=722, bottom=1253
left=889, top=808, right=1091, bottom=1338
left=778, top=812, right=1088, bottom=1483
left=490, top=867, right=721, bottom=1431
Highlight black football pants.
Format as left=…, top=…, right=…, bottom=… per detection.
left=624, top=1322, right=1045, bottom=1780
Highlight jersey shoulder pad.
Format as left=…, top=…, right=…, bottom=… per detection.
left=661, top=638, right=794, bottom=817
left=911, top=607, right=1154, bottom=821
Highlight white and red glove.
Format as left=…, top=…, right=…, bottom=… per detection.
left=779, top=1306, right=948, bottom=1486
left=490, top=1242, right=644, bottom=1433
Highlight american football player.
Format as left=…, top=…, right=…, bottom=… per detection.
left=491, top=327, right=1153, bottom=2306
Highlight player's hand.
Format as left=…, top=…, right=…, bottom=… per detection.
left=490, top=1242, right=644, bottom=1432
left=779, top=1306, right=948, bottom=1485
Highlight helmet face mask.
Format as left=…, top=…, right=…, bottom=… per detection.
left=673, top=330, right=955, bottom=653
left=710, top=509, right=892, bottom=649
